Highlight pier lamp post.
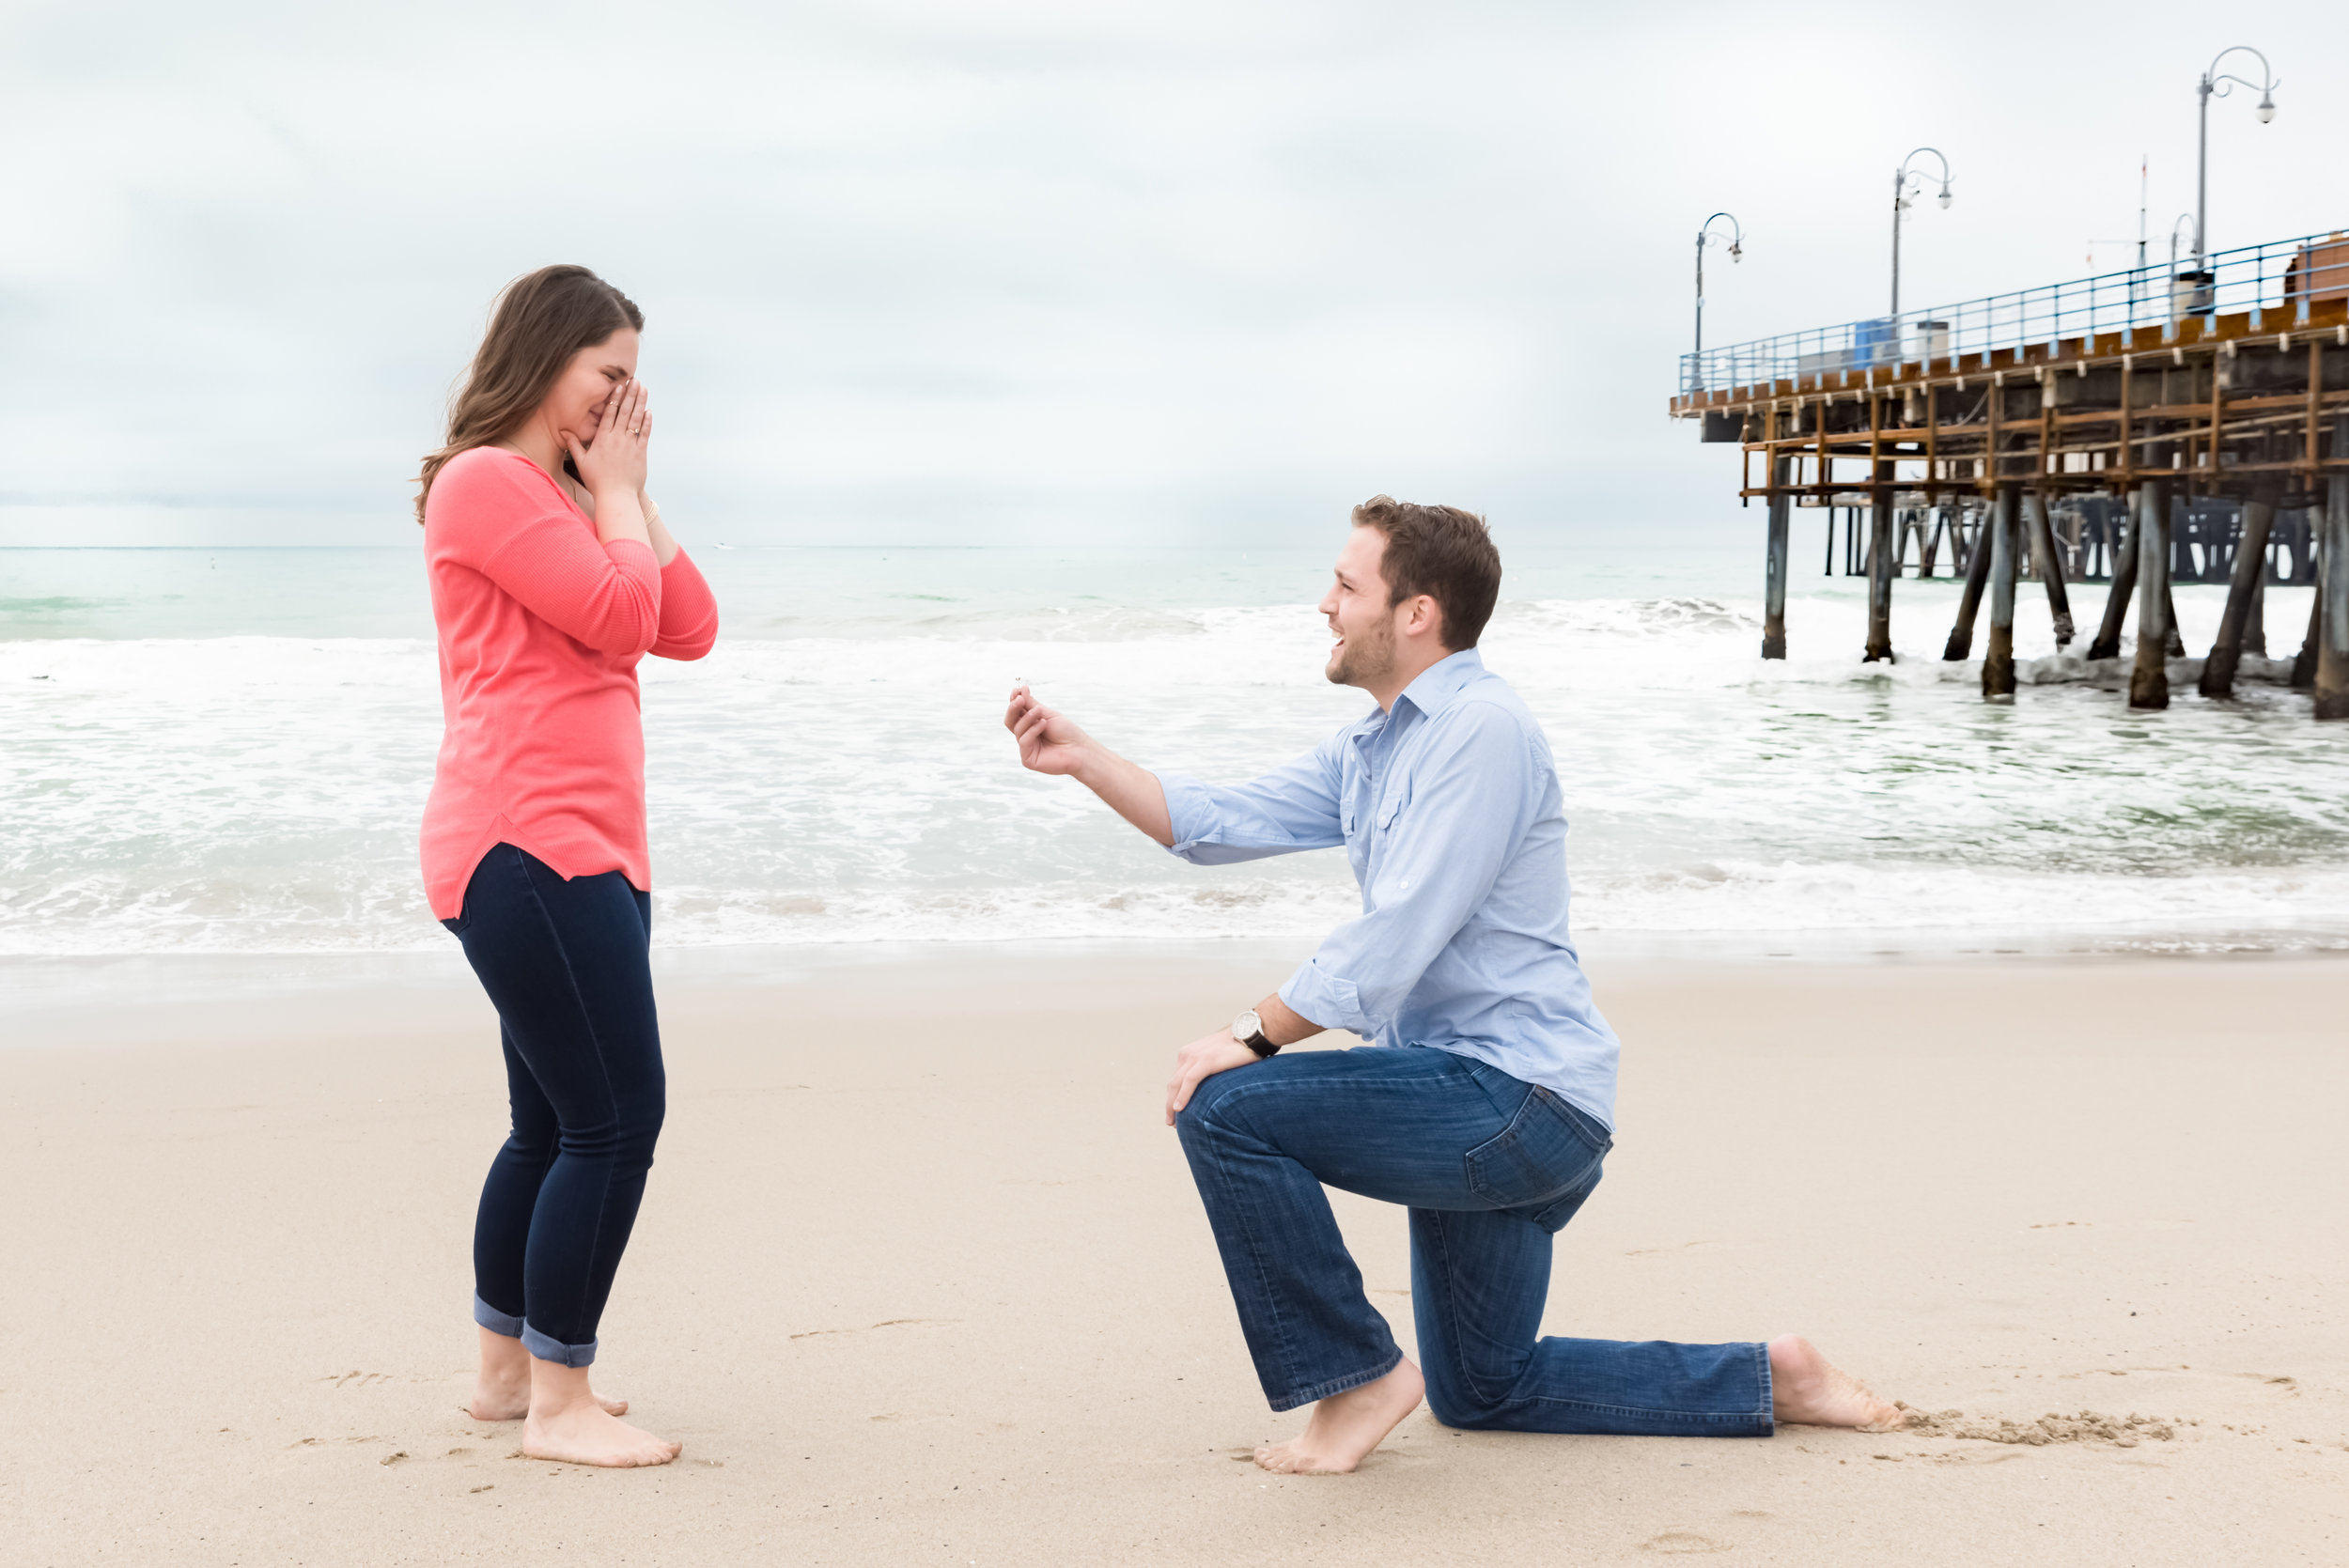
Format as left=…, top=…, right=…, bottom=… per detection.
left=2195, top=46, right=2278, bottom=264
left=1693, top=212, right=1743, bottom=390
left=2168, top=213, right=2198, bottom=271
left=1889, top=147, right=1952, bottom=319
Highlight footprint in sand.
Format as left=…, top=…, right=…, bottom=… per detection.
left=1640, top=1532, right=1729, bottom=1555
left=322, top=1371, right=395, bottom=1389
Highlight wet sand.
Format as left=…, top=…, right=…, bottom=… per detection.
left=2, top=948, right=2343, bottom=1565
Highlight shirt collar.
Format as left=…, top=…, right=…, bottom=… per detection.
left=1393, top=646, right=1486, bottom=721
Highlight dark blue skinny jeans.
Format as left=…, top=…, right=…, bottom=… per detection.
left=443, top=845, right=665, bottom=1369
left=1175, top=1046, right=1771, bottom=1435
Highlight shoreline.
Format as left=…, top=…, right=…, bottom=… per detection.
left=13, top=923, right=2349, bottom=1032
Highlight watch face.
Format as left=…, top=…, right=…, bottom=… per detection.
left=1233, top=1009, right=1262, bottom=1042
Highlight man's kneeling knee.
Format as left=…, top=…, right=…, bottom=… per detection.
left=1172, top=1064, right=1253, bottom=1145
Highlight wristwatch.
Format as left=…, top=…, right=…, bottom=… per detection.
left=1232, top=1007, right=1280, bottom=1058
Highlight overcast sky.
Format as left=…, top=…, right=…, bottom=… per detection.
left=3, top=0, right=2342, bottom=548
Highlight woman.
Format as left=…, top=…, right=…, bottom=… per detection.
left=417, top=265, right=718, bottom=1468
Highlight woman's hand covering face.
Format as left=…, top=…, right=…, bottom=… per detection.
left=567, top=380, right=650, bottom=499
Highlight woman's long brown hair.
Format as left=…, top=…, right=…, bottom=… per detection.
left=415, top=265, right=645, bottom=523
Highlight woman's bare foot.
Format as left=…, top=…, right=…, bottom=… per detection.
left=522, top=1401, right=680, bottom=1467
left=1253, top=1358, right=1425, bottom=1475
left=521, top=1359, right=679, bottom=1468
left=468, top=1326, right=627, bottom=1421
left=469, top=1377, right=628, bottom=1421
left=1768, top=1334, right=1906, bottom=1432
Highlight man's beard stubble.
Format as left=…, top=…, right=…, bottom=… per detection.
left=1327, top=614, right=1395, bottom=690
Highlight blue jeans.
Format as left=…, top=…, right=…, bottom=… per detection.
left=1175, top=1047, right=1772, bottom=1435
left=442, top=845, right=665, bottom=1369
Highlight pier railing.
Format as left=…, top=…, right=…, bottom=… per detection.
left=1680, top=228, right=2349, bottom=396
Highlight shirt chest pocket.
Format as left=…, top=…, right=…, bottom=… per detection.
left=1342, top=778, right=1408, bottom=841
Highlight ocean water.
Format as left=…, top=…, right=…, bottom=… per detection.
left=7, top=542, right=2349, bottom=960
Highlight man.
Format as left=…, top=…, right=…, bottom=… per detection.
left=1003, top=497, right=1903, bottom=1474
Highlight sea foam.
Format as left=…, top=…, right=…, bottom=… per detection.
left=5, top=574, right=2347, bottom=956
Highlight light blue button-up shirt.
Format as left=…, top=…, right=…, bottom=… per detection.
left=1156, top=648, right=1620, bottom=1128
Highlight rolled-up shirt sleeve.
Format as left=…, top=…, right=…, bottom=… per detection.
left=1155, top=735, right=1346, bottom=865
left=1278, top=704, right=1532, bottom=1036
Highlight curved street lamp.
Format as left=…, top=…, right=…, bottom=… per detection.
left=2168, top=212, right=2199, bottom=270
left=1890, top=147, right=1952, bottom=318
left=2196, top=46, right=2278, bottom=263
left=1694, top=212, right=1743, bottom=380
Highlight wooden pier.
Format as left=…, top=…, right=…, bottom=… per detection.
left=1672, top=229, right=2349, bottom=714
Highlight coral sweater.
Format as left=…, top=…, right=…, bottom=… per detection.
left=419, top=445, right=720, bottom=920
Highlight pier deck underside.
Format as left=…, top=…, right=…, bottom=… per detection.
left=1671, top=302, right=2349, bottom=502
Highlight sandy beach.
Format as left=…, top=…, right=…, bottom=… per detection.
left=0, top=946, right=2341, bottom=1565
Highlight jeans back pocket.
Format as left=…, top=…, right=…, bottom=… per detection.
left=1464, top=1085, right=1610, bottom=1215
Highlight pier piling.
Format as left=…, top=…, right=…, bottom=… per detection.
left=2086, top=497, right=2139, bottom=661
left=1918, top=508, right=1946, bottom=578
left=1943, top=504, right=1992, bottom=660
left=2200, top=480, right=2279, bottom=698
left=1983, top=483, right=2019, bottom=699
left=2024, top=490, right=2075, bottom=648
left=1763, top=457, right=1790, bottom=659
left=2292, top=587, right=2320, bottom=690
left=2246, top=547, right=2268, bottom=656
left=2129, top=479, right=2172, bottom=710
left=1864, top=482, right=1896, bottom=662
left=2319, top=419, right=2349, bottom=719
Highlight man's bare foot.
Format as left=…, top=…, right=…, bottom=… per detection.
left=469, top=1326, right=626, bottom=1421
left=1253, top=1358, right=1425, bottom=1475
left=1768, top=1334, right=1905, bottom=1433
left=521, top=1359, right=679, bottom=1468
